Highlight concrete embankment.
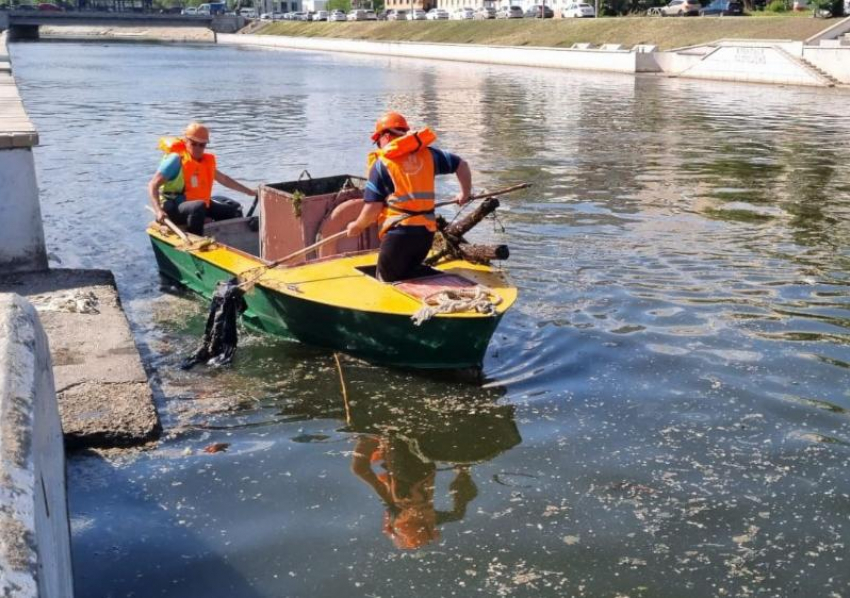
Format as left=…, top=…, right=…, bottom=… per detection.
left=219, top=17, right=850, bottom=87
left=40, top=25, right=215, bottom=43
left=0, top=270, right=161, bottom=450
left=0, top=295, right=73, bottom=598
left=0, top=29, right=162, bottom=598
left=0, top=31, right=46, bottom=273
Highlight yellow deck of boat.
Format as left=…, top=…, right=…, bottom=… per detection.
left=148, top=225, right=518, bottom=317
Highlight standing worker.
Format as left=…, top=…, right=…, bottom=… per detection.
left=148, top=122, right=256, bottom=236
left=346, top=111, right=472, bottom=282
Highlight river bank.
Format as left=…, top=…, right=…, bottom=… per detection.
left=254, top=16, right=833, bottom=51
left=39, top=16, right=835, bottom=50
left=41, top=25, right=215, bottom=43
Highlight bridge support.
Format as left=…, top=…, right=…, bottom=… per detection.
left=8, top=25, right=40, bottom=41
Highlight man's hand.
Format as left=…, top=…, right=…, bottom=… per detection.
left=155, top=208, right=167, bottom=224
left=453, top=191, right=471, bottom=206
left=346, top=221, right=362, bottom=238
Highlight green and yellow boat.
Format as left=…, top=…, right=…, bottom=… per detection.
left=147, top=175, right=517, bottom=369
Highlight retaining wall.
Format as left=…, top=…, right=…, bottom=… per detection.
left=667, top=43, right=828, bottom=86
left=219, top=33, right=648, bottom=73
left=0, top=31, right=47, bottom=273
left=0, top=294, right=74, bottom=598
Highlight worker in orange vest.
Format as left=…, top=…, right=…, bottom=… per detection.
left=345, top=111, right=472, bottom=282
left=148, top=122, right=256, bottom=235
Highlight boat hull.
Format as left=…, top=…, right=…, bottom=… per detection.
left=149, top=235, right=506, bottom=369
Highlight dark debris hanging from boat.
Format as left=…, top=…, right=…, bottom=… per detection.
left=181, top=278, right=247, bottom=370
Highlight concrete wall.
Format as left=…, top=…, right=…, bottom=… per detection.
left=211, top=15, right=245, bottom=33
left=0, top=31, right=47, bottom=273
left=803, top=45, right=850, bottom=84
left=656, top=43, right=830, bottom=87
left=0, top=294, right=74, bottom=598
left=805, top=14, right=850, bottom=44
left=219, top=33, right=644, bottom=73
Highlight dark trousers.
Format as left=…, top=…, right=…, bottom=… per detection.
left=377, top=230, right=435, bottom=283
left=162, top=197, right=241, bottom=236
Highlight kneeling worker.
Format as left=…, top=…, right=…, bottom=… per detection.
left=346, top=111, right=472, bottom=283
left=148, top=122, right=256, bottom=236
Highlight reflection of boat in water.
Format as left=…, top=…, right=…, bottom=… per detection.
left=147, top=175, right=517, bottom=369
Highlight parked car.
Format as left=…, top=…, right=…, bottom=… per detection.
left=474, top=5, right=496, bottom=17
left=386, top=8, right=408, bottom=19
left=238, top=7, right=257, bottom=17
left=699, top=0, right=744, bottom=14
left=524, top=4, right=554, bottom=17
left=659, top=0, right=701, bottom=15
left=313, top=9, right=329, bottom=19
left=561, top=2, right=595, bottom=16
left=365, top=9, right=378, bottom=19
left=406, top=8, right=427, bottom=18
left=451, top=6, right=475, bottom=18
left=496, top=4, right=524, bottom=17
left=347, top=8, right=366, bottom=19
left=329, top=8, right=347, bottom=20
left=182, top=6, right=197, bottom=14
left=427, top=7, right=450, bottom=18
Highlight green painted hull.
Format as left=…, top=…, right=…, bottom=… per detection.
left=150, top=237, right=503, bottom=369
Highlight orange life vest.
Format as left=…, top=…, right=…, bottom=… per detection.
left=368, top=128, right=439, bottom=239
left=159, top=137, right=217, bottom=207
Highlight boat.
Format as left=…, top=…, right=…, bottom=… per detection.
left=147, top=174, right=517, bottom=369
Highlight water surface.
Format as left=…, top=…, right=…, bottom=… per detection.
left=11, top=40, right=850, bottom=597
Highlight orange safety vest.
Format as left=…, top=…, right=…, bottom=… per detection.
left=368, top=128, right=439, bottom=239
left=159, top=137, right=217, bottom=207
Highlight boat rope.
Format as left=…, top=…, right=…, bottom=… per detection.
left=411, top=285, right=502, bottom=326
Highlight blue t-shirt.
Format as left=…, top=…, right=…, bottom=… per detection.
left=364, top=147, right=461, bottom=237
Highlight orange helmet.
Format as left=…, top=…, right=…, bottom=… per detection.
left=371, top=111, right=410, bottom=142
left=184, top=122, right=210, bottom=144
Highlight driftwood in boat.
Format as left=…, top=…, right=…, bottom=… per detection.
left=426, top=197, right=509, bottom=267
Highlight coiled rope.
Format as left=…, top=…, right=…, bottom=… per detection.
left=411, top=286, right=502, bottom=326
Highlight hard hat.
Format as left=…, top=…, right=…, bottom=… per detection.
left=184, top=122, right=210, bottom=144
left=371, top=111, right=409, bottom=142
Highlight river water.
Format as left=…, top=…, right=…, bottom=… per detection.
left=11, top=40, right=850, bottom=597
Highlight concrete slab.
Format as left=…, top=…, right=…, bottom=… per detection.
left=0, top=269, right=161, bottom=450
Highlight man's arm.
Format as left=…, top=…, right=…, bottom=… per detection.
left=214, top=170, right=256, bottom=197
left=453, top=159, right=472, bottom=206
left=346, top=202, right=384, bottom=238
left=148, top=172, right=168, bottom=223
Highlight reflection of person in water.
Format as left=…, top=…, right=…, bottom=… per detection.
left=351, top=434, right=478, bottom=550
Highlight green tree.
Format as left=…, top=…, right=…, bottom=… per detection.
left=328, top=0, right=350, bottom=10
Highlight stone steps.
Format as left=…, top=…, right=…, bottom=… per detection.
left=799, top=56, right=841, bottom=85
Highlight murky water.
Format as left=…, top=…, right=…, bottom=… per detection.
left=11, top=40, right=850, bottom=597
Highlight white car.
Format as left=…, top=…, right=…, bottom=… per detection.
left=426, top=7, right=449, bottom=18
left=561, top=2, right=595, bottom=16
left=312, top=9, right=328, bottom=20
left=406, top=8, right=427, bottom=19
left=259, top=12, right=272, bottom=19
left=347, top=9, right=367, bottom=20
left=496, top=5, right=523, bottom=17
left=181, top=6, right=197, bottom=14
left=451, top=6, right=475, bottom=18
left=329, top=9, right=347, bottom=20
left=387, top=9, right=408, bottom=19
